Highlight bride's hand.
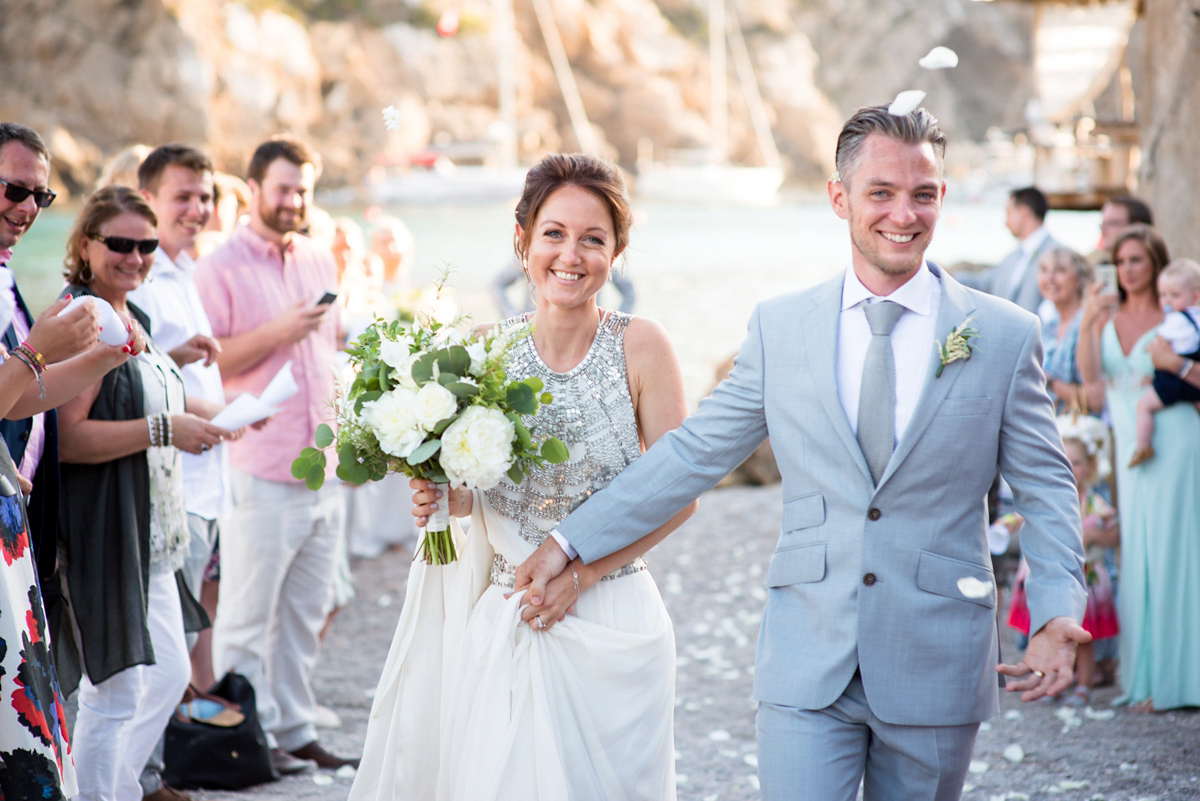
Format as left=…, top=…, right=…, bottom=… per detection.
left=519, top=560, right=588, bottom=631
left=410, top=478, right=471, bottom=525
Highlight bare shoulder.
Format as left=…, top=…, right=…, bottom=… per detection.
left=622, top=315, right=677, bottom=363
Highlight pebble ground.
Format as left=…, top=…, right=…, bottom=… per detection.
left=195, top=484, right=1199, bottom=801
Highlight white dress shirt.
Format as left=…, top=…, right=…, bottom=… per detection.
left=0, top=265, right=44, bottom=483
left=128, top=248, right=231, bottom=519
left=837, top=262, right=940, bottom=443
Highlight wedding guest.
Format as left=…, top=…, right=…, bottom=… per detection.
left=55, top=186, right=228, bottom=801
left=369, top=216, right=414, bottom=296
left=350, top=153, right=695, bottom=800
left=0, top=267, right=111, bottom=801
left=1127, top=259, right=1200, bottom=467
left=1037, top=246, right=1092, bottom=413
left=194, top=171, right=251, bottom=258
left=959, top=186, right=1058, bottom=314
left=94, top=144, right=152, bottom=191
left=1077, top=224, right=1200, bottom=711
left=1091, top=195, right=1153, bottom=265
left=195, top=136, right=356, bottom=772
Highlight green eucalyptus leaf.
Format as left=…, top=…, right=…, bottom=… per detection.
left=432, top=415, right=456, bottom=436
left=305, top=461, right=326, bottom=491
left=506, top=383, right=536, bottom=415
left=541, top=437, right=570, bottom=463
left=512, top=419, right=533, bottom=449
left=447, top=381, right=479, bottom=398
left=290, top=455, right=311, bottom=480
left=507, top=463, right=525, bottom=484
left=412, top=354, right=435, bottom=384
left=407, top=438, right=441, bottom=465
left=314, top=424, right=334, bottom=449
left=540, top=392, right=553, bottom=405
left=354, top=390, right=383, bottom=414
left=523, top=376, right=544, bottom=393
left=437, top=372, right=458, bottom=386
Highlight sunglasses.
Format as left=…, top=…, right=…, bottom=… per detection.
left=93, top=234, right=159, bottom=255
left=0, top=177, right=56, bottom=209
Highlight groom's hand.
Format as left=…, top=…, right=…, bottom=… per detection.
left=512, top=538, right=571, bottom=618
left=996, top=615, right=1091, bottom=701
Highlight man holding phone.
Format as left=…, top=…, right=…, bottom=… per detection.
left=195, top=136, right=356, bottom=773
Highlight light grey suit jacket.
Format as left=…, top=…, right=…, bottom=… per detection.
left=560, top=263, right=1086, bottom=727
left=959, top=234, right=1059, bottom=314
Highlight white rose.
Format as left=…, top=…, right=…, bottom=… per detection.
left=464, top=340, right=487, bottom=375
left=379, top=339, right=419, bottom=390
left=413, top=382, right=459, bottom=431
left=361, top=388, right=425, bottom=459
left=439, top=405, right=515, bottom=489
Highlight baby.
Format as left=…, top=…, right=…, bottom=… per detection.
left=1130, top=258, right=1200, bottom=467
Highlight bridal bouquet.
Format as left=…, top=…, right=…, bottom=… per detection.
left=292, top=314, right=568, bottom=564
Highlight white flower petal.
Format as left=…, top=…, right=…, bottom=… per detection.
left=708, top=729, right=732, bottom=742
left=1004, top=709, right=1024, bottom=721
left=744, top=753, right=758, bottom=767
left=382, top=105, right=403, bottom=131
left=968, top=759, right=989, bottom=774
left=1084, top=706, right=1115, bottom=720
left=888, top=90, right=926, bottom=116
left=336, top=765, right=358, bottom=779
left=919, top=46, right=959, bottom=70
left=313, top=773, right=334, bottom=786
left=957, top=576, right=992, bottom=599
left=1003, top=743, right=1025, bottom=763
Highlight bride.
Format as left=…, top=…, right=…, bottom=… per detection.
left=349, top=153, right=696, bottom=800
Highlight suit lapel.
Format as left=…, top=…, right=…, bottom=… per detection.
left=878, top=264, right=977, bottom=488
left=800, top=273, right=873, bottom=484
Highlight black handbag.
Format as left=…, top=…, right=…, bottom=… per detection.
left=163, top=672, right=279, bottom=789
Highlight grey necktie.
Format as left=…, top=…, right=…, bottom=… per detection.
left=857, top=300, right=906, bottom=484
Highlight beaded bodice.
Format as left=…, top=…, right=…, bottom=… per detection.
left=485, top=311, right=647, bottom=585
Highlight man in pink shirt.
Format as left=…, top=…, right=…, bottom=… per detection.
left=195, top=137, right=356, bottom=773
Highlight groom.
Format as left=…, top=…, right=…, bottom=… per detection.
left=515, top=105, right=1089, bottom=800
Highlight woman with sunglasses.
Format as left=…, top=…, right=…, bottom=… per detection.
left=53, top=186, right=231, bottom=801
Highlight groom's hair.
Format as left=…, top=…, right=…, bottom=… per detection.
left=834, top=106, right=947, bottom=187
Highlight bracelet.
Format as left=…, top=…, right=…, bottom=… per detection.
left=1180, top=358, right=1194, bottom=379
left=571, top=566, right=580, bottom=596
left=9, top=348, right=45, bottom=399
left=162, top=413, right=173, bottom=447
left=16, top=341, right=45, bottom=371
left=147, top=415, right=158, bottom=447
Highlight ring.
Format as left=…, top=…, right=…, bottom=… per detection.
left=1033, top=670, right=1045, bottom=678
left=536, top=615, right=545, bottom=630
left=200, top=445, right=210, bottom=453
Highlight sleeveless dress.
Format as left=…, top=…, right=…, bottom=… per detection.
left=351, top=312, right=677, bottom=801
left=1101, top=321, right=1200, bottom=709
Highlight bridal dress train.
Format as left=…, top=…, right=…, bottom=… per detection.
left=350, top=312, right=677, bottom=801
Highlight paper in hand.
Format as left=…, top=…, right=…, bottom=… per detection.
left=210, top=360, right=299, bottom=431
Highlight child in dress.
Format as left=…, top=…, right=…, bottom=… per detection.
left=1129, top=258, right=1200, bottom=467
left=1008, top=415, right=1119, bottom=705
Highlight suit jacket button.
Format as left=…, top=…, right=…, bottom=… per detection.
left=863, top=573, right=876, bottom=586
left=867, top=508, right=881, bottom=520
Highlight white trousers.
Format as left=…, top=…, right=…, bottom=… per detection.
left=74, top=570, right=190, bottom=801
left=212, top=471, right=342, bottom=751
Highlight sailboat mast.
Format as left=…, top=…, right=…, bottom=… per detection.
left=709, top=0, right=728, bottom=164
left=494, top=0, right=518, bottom=168
left=726, top=0, right=781, bottom=170
left=530, top=0, right=601, bottom=156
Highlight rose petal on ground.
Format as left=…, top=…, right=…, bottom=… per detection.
left=708, top=729, right=732, bottom=742
left=979, top=721, right=992, bottom=731
left=957, top=576, right=992, bottom=599
left=744, top=754, right=758, bottom=767
left=1084, top=706, right=1115, bottom=720
left=1056, top=780, right=1088, bottom=790
left=969, top=759, right=990, bottom=774
left=377, top=594, right=393, bottom=608
left=1003, top=743, right=1025, bottom=763
left=918, top=46, right=960, bottom=69
left=748, top=775, right=761, bottom=790
left=676, top=774, right=688, bottom=786
left=313, top=774, right=334, bottom=786
left=336, top=765, right=357, bottom=779
left=1120, top=762, right=1138, bottom=771
left=1004, top=709, right=1024, bottom=721
left=888, top=90, right=926, bottom=116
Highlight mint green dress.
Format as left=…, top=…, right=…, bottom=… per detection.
left=1101, top=321, right=1200, bottom=709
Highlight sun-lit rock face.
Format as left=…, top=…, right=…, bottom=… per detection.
left=0, top=0, right=1037, bottom=193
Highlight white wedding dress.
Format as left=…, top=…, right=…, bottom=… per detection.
left=350, top=312, right=677, bottom=801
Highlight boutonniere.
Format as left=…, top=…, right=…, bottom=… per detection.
left=935, top=317, right=979, bottom=377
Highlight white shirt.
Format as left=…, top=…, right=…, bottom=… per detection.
left=128, top=248, right=231, bottom=519
left=837, top=262, right=940, bottom=443
left=0, top=265, right=44, bottom=483
left=1159, top=306, right=1200, bottom=356
left=1004, top=225, right=1050, bottom=301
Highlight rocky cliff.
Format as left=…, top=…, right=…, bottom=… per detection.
left=0, top=0, right=1037, bottom=194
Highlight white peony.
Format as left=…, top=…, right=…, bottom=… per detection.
left=361, top=388, right=425, bottom=459
left=439, top=405, right=515, bottom=488
left=413, top=382, right=459, bottom=431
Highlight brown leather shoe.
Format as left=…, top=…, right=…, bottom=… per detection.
left=143, top=785, right=194, bottom=801
left=270, top=747, right=315, bottom=775
left=288, top=740, right=361, bottom=770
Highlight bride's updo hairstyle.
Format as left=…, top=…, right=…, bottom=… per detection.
left=513, top=154, right=632, bottom=261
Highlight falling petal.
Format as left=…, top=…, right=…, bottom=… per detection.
left=1003, top=744, right=1025, bottom=763
left=888, top=90, right=927, bottom=116
left=957, top=576, right=992, bottom=599
left=919, top=46, right=960, bottom=70
left=708, top=729, right=732, bottom=742
left=1084, top=706, right=1115, bottom=720
left=313, top=774, right=335, bottom=786
left=382, top=105, right=403, bottom=131
left=969, top=760, right=989, bottom=774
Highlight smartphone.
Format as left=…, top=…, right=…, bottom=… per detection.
left=314, top=291, right=338, bottom=306
left=1094, top=264, right=1118, bottom=295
